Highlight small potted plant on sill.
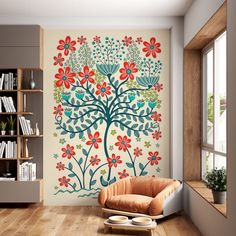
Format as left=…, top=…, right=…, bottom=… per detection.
left=0, top=121, right=7, bottom=135
left=205, top=167, right=227, bottom=204
left=7, top=115, right=16, bottom=135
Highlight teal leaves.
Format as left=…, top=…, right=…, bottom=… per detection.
left=126, top=162, right=134, bottom=168
left=96, top=64, right=119, bottom=76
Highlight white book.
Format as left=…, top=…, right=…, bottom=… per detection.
left=0, top=142, right=2, bottom=158
left=26, top=119, right=32, bottom=135
left=8, top=97, right=16, bottom=112
left=19, top=116, right=27, bottom=135
left=13, top=141, right=17, bottom=158
left=2, top=97, right=8, bottom=112
left=32, top=163, right=36, bottom=181
left=0, top=74, right=4, bottom=90
left=0, top=177, right=15, bottom=181
left=0, top=142, right=6, bottom=158
left=0, top=97, right=2, bottom=112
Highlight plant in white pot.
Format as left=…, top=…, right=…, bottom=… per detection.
left=0, top=121, right=7, bottom=135
left=7, top=115, right=16, bottom=135
left=205, top=167, right=227, bottom=204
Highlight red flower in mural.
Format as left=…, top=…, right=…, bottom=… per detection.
left=107, top=154, right=122, bottom=168
left=148, top=151, right=161, bottom=166
left=93, top=36, right=101, bottom=43
left=143, top=37, right=161, bottom=58
left=86, top=131, right=102, bottom=149
left=78, top=66, right=95, bottom=85
left=153, top=83, right=163, bottom=92
left=58, top=176, right=70, bottom=187
left=53, top=53, right=65, bottom=66
left=119, top=62, right=138, bottom=80
left=61, top=144, right=76, bottom=159
left=56, top=162, right=65, bottom=171
left=53, top=104, right=64, bottom=116
left=152, top=130, right=162, bottom=140
left=118, top=169, right=129, bottom=179
left=136, top=37, right=143, bottom=44
left=95, top=82, right=111, bottom=97
left=115, top=135, right=131, bottom=152
left=133, top=147, right=143, bottom=157
left=122, top=36, right=132, bottom=46
left=90, top=155, right=101, bottom=166
left=77, top=36, right=87, bottom=45
left=151, top=111, right=162, bottom=122
left=57, top=36, right=76, bottom=56
left=55, top=67, right=76, bottom=89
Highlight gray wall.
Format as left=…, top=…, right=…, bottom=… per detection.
left=184, top=0, right=236, bottom=235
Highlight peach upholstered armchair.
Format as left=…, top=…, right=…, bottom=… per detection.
left=98, top=176, right=182, bottom=219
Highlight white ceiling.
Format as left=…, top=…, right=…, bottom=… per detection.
left=0, top=0, right=193, bottom=17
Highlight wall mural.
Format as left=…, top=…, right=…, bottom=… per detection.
left=44, top=30, right=170, bottom=203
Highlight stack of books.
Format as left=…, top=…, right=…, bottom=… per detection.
left=0, top=141, right=17, bottom=158
left=0, top=96, right=16, bottom=112
left=19, top=116, right=33, bottom=135
left=0, top=73, right=17, bottom=90
left=19, top=162, right=36, bottom=181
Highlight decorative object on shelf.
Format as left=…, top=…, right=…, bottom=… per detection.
left=205, top=167, right=227, bottom=204
left=7, top=115, right=16, bottom=135
left=22, top=138, right=29, bottom=158
left=29, top=70, right=36, bottom=89
left=0, top=121, right=7, bottom=135
left=2, top=161, right=12, bottom=177
left=35, top=122, right=40, bottom=135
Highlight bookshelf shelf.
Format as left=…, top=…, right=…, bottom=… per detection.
left=0, top=90, right=18, bottom=92
left=20, top=89, right=43, bottom=93
left=19, top=157, right=33, bottom=160
left=0, top=158, right=17, bottom=161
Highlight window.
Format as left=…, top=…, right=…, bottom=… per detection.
left=202, top=32, right=227, bottom=179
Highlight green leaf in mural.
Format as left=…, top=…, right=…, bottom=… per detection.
left=90, top=180, right=97, bottom=186
left=109, top=176, right=116, bottom=185
left=68, top=173, right=76, bottom=178
left=126, top=162, right=134, bottom=168
left=140, top=171, right=148, bottom=176
left=127, top=129, right=132, bottom=137
left=68, top=162, right=73, bottom=170
left=61, top=130, right=67, bottom=135
left=78, top=157, right=83, bottom=165
left=82, top=149, right=88, bottom=156
left=139, top=163, right=144, bottom=170
left=134, top=131, right=140, bottom=138
left=73, top=182, right=77, bottom=188
left=100, top=176, right=108, bottom=187
left=70, top=133, right=75, bottom=139
left=89, top=169, right=93, bottom=177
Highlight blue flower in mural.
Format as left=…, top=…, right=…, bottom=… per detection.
left=128, top=92, right=135, bottom=102
left=96, top=64, right=120, bottom=76
left=64, top=108, right=72, bottom=117
left=75, top=90, right=85, bottom=100
left=148, top=100, right=157, bottom=109
left=136, top=76, right=159, bottom=88
left=137, top=99, right=145, bottom=108
left=61, top=92, right=71, bottom=101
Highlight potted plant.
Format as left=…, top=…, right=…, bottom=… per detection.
left=0, top=121, right=7, bottom=135
left=7, top=115, right=16, bottom=135
left=205, top=167, right=227, bottom=204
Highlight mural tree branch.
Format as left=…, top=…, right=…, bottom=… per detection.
left=52, top=35, right=165, bottom=196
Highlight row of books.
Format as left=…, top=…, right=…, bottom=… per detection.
left=0, top=73, right=17, bottom=90
left=0, top=141, right=17, bottom=158
left=0, top=96, right=16, bottom=112
left=19, top=162, right=36, bottom=181
left=19, top=116, right=33, bottom=135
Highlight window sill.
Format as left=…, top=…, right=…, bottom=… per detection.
left=185, top=181, right=226, bottom=217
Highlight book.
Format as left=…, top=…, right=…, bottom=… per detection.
left=0, top=177, right=15, bottom=181
left=0, top=74, right=4, bottom=90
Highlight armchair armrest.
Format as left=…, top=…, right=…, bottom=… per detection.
left=149, top=180, right=181, bottom=216
left=98, top=177, right=132, bottom=207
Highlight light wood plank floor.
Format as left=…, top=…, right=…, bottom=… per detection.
left=0, top=206, right=201, bottom=236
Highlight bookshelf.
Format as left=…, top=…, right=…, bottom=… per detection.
left=0, top=68, right=43, bottom=202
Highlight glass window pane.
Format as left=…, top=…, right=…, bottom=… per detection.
left=202, top=151, right=214, bottom=180
left=203, top=49, right=214, bottom=145
left=215, top=155, right=226, bottom=170
left=214, top=32, right=227, bottom=153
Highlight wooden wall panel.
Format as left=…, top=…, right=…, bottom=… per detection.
left=183, top=50, right=201, bottom=181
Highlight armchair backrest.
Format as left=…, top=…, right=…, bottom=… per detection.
left=131, top=176, right=177, bottom=197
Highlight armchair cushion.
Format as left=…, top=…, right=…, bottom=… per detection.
left=106, top=194, right=153, bottom=214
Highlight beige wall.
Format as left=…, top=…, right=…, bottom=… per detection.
left=184, top=0, right=236, bottom=235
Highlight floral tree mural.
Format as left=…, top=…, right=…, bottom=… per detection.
left=52, top=34, right=166, bottom=197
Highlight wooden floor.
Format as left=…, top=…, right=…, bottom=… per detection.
left=0, top=206, right=201, bottom=236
